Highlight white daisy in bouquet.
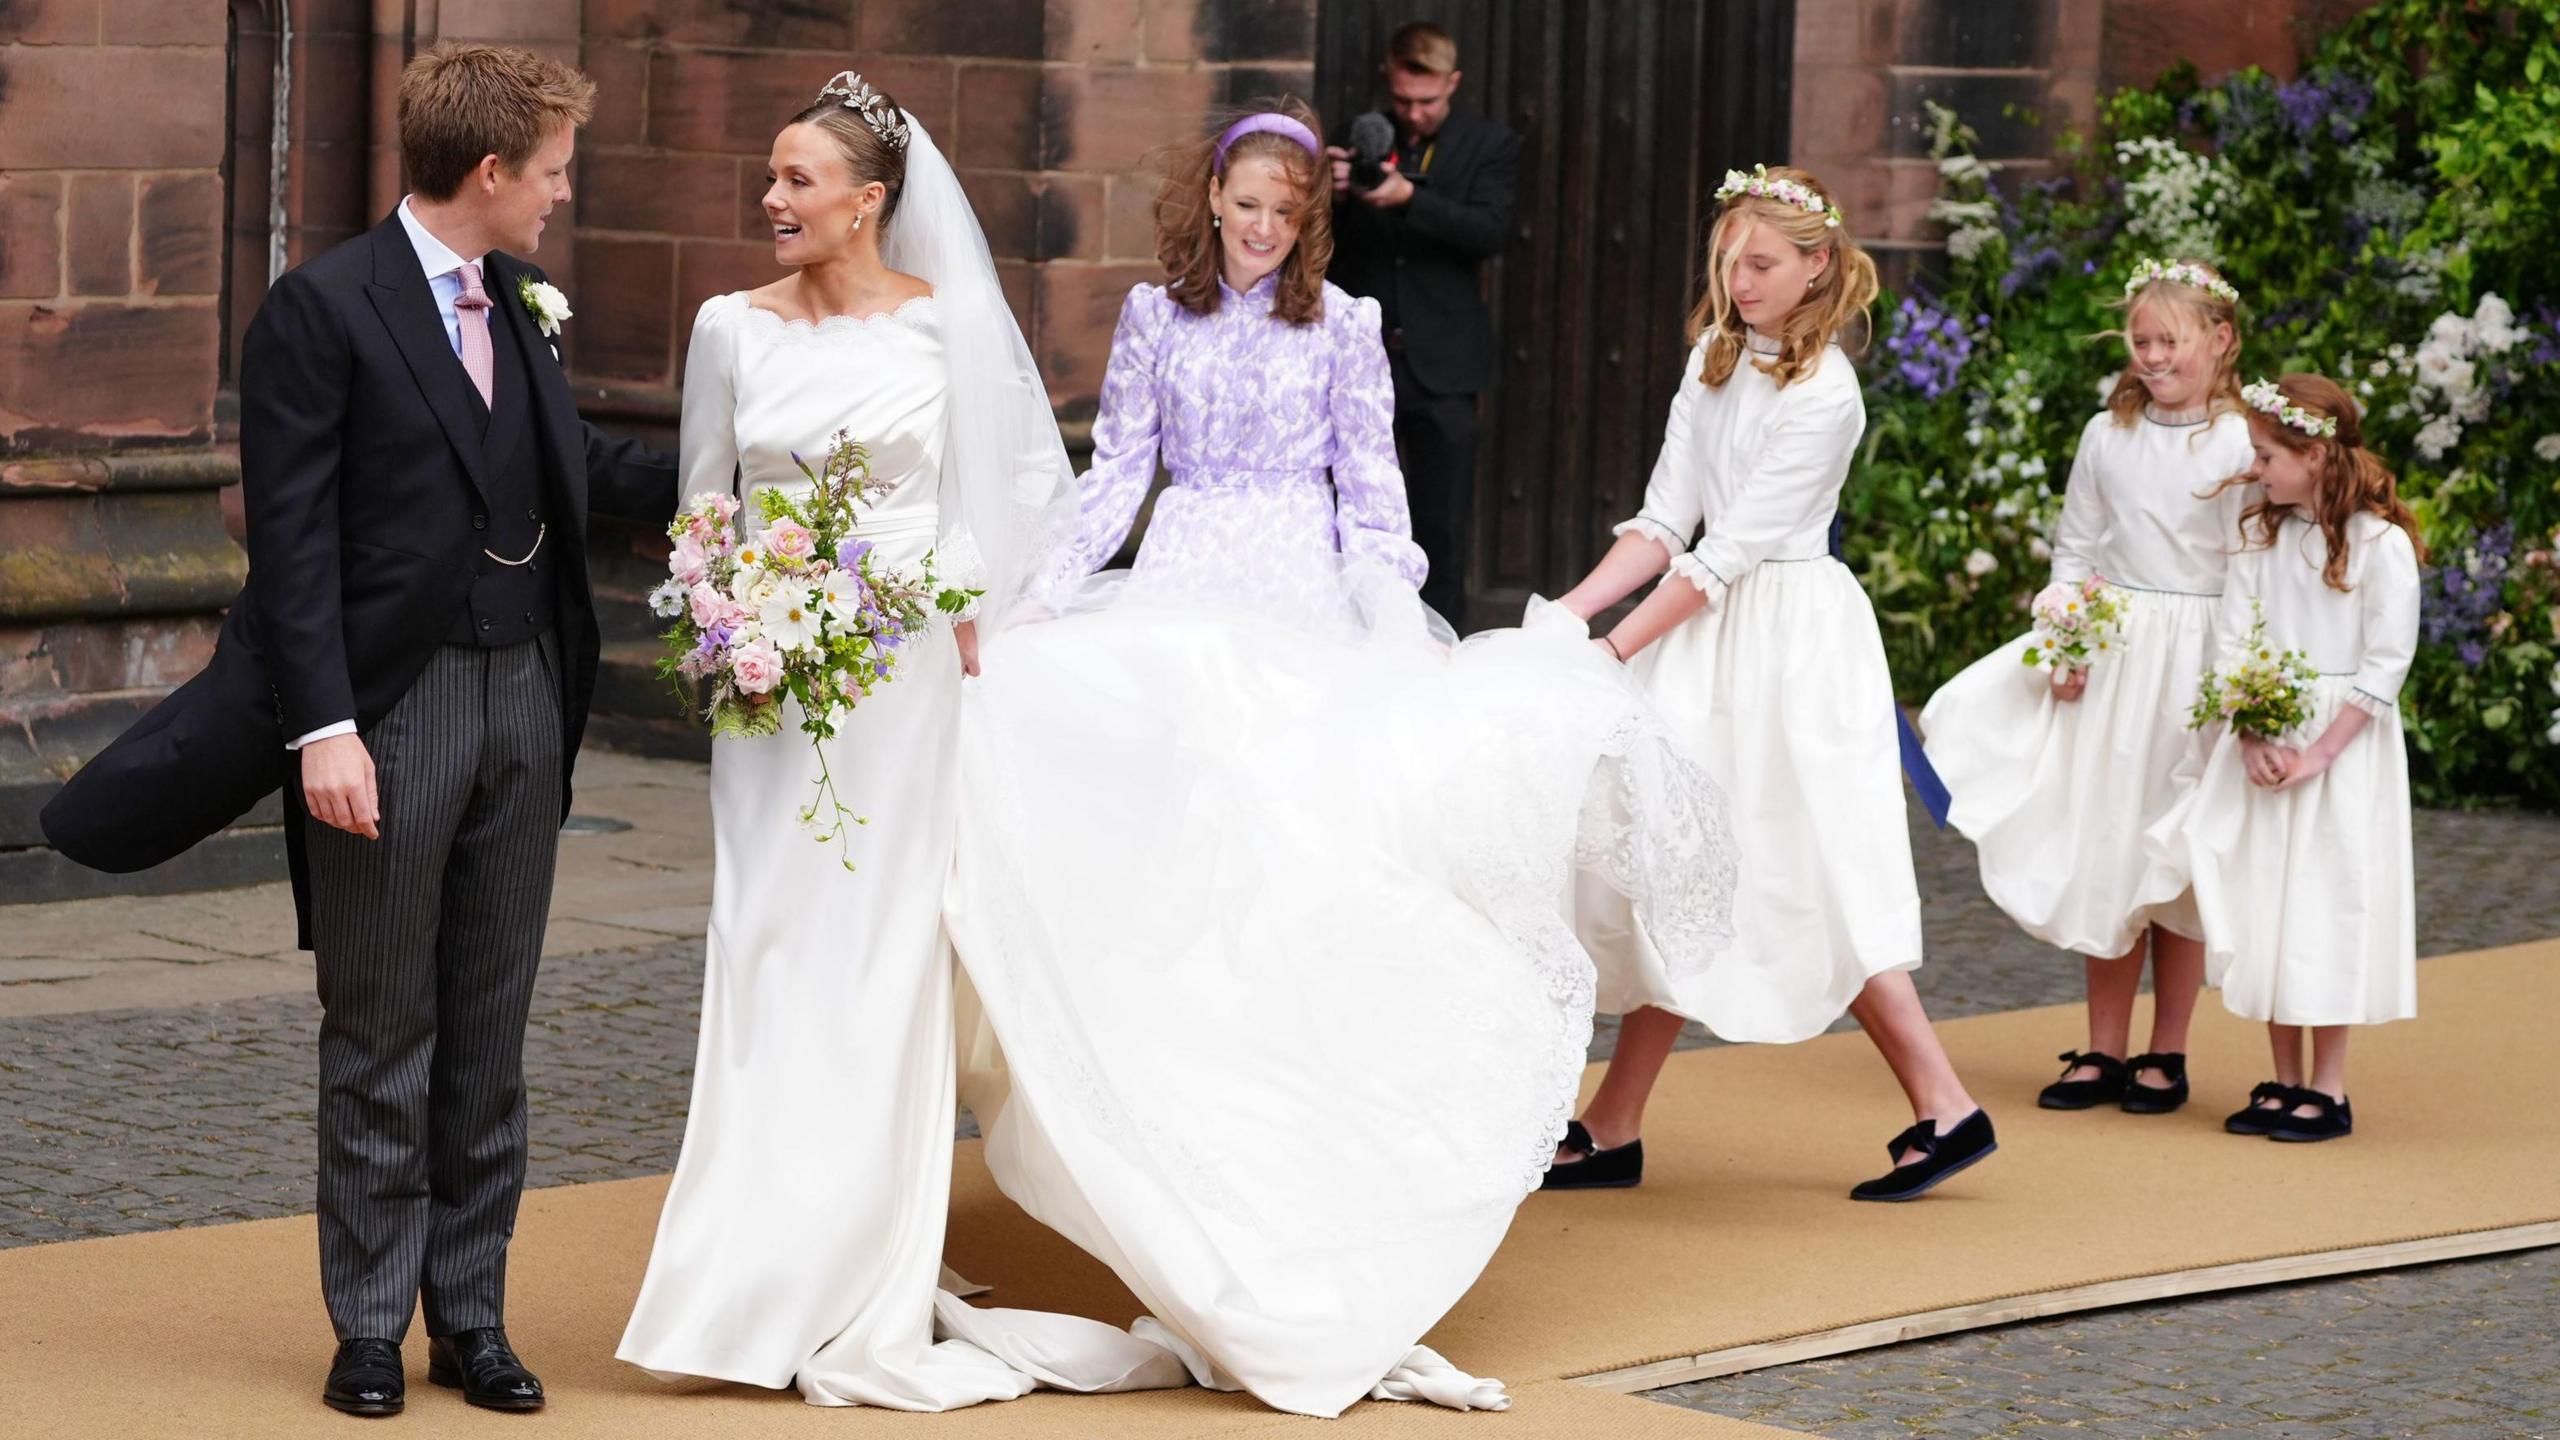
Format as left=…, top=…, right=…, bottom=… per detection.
left=652, top=429, right=979, bottom=865
left=2021, top=575, right=2131, bottom=682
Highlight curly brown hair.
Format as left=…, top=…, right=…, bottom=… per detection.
left=2217, top=373, right=2426, bottom=591
left=1685, top=166, right=1879, bottom=391
left=1153, top=99, right=1334, bottom=327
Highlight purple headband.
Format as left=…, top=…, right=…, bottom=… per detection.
left=1214, top=113, right=1321, bottom=171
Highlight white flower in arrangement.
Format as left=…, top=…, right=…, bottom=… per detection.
left=817, top=568, right=868, bottom=625
left=2026, top=395, right=2044, bottom=414
left=760, top=587, right=824, bottom=655
left=2113, top=138, right=2233, bottom=264
left=516, top=278, right=572, bottom=338
left=2021, top=455, right=2048, bottom=478
left=646, top=577, right=687, bottom=618
left=1964, top=425, right=1989, bottom=448
left=2534, top=434, right=2560, bottom=463
left=2475, top=293, right=2520, bottom=353
left=2414, top=413, right=2463, bottom=461
left=2369, top=358, right=2392, bottom=379
left=1964, top=549, right=1998, bottom=578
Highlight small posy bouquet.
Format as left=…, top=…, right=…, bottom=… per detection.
left=651, top=429, right=978, bottom=866
left=2186, top=597, right=2317, bottom=740
left=2022, top=576, right=2130, bottom=680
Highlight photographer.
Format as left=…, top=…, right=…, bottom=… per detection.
left=1328, top=22, right=1521, bottom=628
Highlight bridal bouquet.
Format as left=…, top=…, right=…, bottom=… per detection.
left=2021, top=576, right=2130, bottom=681
left=651, top=429, right=978, bottom=866
left=2186, top=598, right=2318, bottom=740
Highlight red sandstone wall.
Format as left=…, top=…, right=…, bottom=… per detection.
left=572, top=0, right=1316, bottom=420
left=0, top=1, right=227, bottom=451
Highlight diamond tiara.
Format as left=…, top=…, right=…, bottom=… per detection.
left=817, top=71, right=910, bottom=151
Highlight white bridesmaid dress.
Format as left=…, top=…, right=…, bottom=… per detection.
left=2140, top=511, right=2421, bottom=1025
left=1592, top=331, right=1920, bottom=1043
left=1919, top=405, right=2256, bottom=957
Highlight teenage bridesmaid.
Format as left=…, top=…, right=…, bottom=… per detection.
left=1546, top=165, right=1996, bottom=1202
left=1919, top=259, right=2254, bottom=1115
left=2142, top=375, right=2422, bottom=1142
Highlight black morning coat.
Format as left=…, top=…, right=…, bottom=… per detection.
left=1326, top=107, right=1523, bottom=398
left=40, top=212, right=677, bottom=943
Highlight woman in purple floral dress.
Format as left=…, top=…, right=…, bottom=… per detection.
left=940, top=104, right=1737, bottom=1418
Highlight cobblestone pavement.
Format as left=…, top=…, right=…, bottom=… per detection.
left=3, top=771, right=2555, bottom=1436
left=1654, top=1248, right=2560, bottom=1439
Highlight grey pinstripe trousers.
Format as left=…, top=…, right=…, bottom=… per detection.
left=305, top=635, right=562, bottom=1341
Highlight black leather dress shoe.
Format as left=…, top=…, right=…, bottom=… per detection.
left=428, top=1328, right=545, bottom=1412
left=323, top=1337, right=405, bottom=1417
left=1539, top=1119, right=1644, bottom=1190
left=1849, top=1108, right=1997, bottom=1202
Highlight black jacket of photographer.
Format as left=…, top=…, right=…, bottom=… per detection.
left=1328, top=109, right=1521, bottom=398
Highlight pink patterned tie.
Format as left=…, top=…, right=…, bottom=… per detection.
left=454, top=261, right=495, bottom=409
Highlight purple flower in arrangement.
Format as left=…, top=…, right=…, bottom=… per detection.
left=1883, top=296, right=1978, bottom=400
left=836, top=537, right=875, bottom=572
left=2276, top=68, right=2371, bottom=143
left=2423, top=523, right=2512, bottom=654
left=2001, top=243, right=2065, bottom=297
left=2529, top=304, right=2560, bottom=367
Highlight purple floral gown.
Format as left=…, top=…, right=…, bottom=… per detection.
left=1029, top=272, right=1429, bottom=627
left=942, top=276, right=1735, bottom=1418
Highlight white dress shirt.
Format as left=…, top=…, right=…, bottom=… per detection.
left=286, top=198, right=493, bottom=752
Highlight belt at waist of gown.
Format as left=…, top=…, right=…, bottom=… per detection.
left=1168, top=467, right=1331, bottom=491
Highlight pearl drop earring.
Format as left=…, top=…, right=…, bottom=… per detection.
left=853, top=213, right=865, bottom=233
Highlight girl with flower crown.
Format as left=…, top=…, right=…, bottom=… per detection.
left=1919, top=259, right=2255, bottom=1119
left=2137, top=375, right=2423, bottom=1143
left=1542, top=164, right=1998, bottom=1203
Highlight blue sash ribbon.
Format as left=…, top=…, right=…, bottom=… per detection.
left=1829, top=514, right=1952, bottom=828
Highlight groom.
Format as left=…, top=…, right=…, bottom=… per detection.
left=241, top=44, right=674, bottom=1415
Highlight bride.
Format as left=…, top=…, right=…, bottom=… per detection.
left=615, top=76, right=1189, bottom=1408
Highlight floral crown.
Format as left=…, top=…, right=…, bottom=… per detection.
left=1714, top=164, right=1843, bottom=229
left=2241, top=378, right=2339, bottom=438
left=2123, top=257, right=2240, bottom=307
left=818, top=71, right=910, bottom=151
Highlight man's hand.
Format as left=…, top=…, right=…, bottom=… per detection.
left=1359, top=162, right=1416, bottom=208
left=302, top=733, right=380, bottom=840
left=1326, top=145, right=1354, bottom=195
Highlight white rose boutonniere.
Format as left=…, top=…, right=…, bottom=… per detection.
left=517, top=277, right=572, bottom=338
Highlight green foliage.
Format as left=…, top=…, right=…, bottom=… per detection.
left=1850, top=0, right=2560, bottom=808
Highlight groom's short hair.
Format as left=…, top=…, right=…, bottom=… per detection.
left=400, top=43, right=596, bottom=201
